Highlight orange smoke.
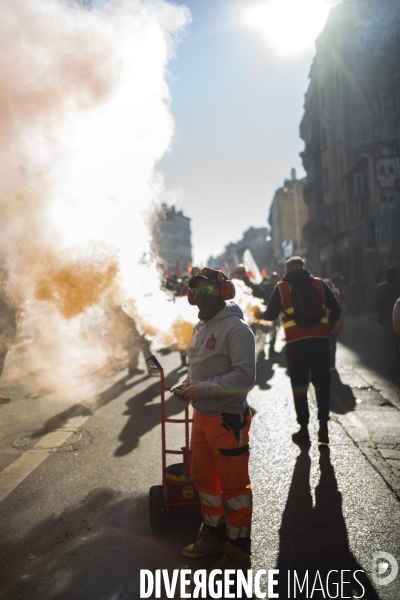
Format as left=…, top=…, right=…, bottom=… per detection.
left=34, top=254, right=118, bottom=319
left=171, top=318, right=194, bottom=351
left=0, top=0, right=191, bottom=399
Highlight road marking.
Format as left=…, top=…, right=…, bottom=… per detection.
left=0, top=415, right=89, bottom=503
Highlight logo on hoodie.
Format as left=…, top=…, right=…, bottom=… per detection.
left=205, top=334, right=216, bottom=350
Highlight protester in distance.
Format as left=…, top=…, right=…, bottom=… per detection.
left=108, top=305, right=152, bottom=376
left=233, top=264, right=272, bottom=304
left=373, top=266, right=400, bottom=324
left=178, top=275, right=190, bottom=298
left=172, top=267, right=255, bottom=579
left=324, top=279, right=343, bottom=370
left=233, top=266, right=280, bottom=357
left=164, top=273, right=182, bottom=295
left=263, top=272, right=280, bottom=355
left=373, top=266, right=400, bottom=375
left=0, top=280, right=17, bottom=403
left=255, top=257, right=341, bottom=446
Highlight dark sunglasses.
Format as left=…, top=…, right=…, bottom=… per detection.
left=190, top=285, right=218, bottom=297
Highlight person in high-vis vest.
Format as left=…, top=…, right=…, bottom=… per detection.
left=172, top=268, right=256, bottom=577
left=257, top=257, right=341, bottom=445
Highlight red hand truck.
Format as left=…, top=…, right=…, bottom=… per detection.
left=146, top=355, right=200, bottom=528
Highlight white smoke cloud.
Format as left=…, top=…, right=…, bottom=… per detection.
left=0, top=0, right=192, bottom=398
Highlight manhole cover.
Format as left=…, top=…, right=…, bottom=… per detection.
left=13, top=429, right=83, bottom=450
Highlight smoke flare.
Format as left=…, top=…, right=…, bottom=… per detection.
left=0, top=0, right=191, bottom=398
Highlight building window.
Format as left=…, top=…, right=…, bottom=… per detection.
left=320, top=86, right=326, bottom=109
left=354, top=172, right=364, bottom=198
left=321, top=129, right=327, bottom=152
left=352, top=173, right=366, bottom=219
left=342, top=203, right=347, bottom=228
left=324, top=167, right=329, bottom=192
left=340, top=160, right=344, bottom=189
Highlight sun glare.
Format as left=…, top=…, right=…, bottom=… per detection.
left=240, top=0, right=331, bottom=58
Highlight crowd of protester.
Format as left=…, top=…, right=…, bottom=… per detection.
left=1, top=262, right=399, bottom=403
left=163, top=261, right=400, bottom=375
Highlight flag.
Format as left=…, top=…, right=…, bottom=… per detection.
left=242, top=249, right=262, bottom=283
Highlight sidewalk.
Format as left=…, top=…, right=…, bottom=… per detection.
left=332, top=312, right=400, bottom=499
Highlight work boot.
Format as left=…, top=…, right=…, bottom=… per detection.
left=292, top=425, right=311, bottom=446
left=182, top=527, right=226, bottom=558
left=207, top=543, right=251, bottom=577
left=318, top=422, right=329, bottom=444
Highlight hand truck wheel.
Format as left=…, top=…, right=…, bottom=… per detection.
left=149, top=485, right=164, bottom=528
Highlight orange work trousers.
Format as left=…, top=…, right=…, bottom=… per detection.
left=190, top=408, right=252, bottom=541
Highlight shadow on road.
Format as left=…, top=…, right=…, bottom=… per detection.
left=256, top=350, right=357, bottom=415
left=338, top=317, right=400, bottom=385
left=255, top=351, right=286, bottom=390
left=329, top=369, right=357, bottom=414
left=276, top=446, right=379, bottom=599
left=31, top=373, right=144, bottom=439
left=115, top=367, right=188, bottom=456
left=0, top=487, right=203, bottom=600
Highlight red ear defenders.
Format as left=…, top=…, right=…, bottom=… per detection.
left=187, top=279, right=236, bottom=305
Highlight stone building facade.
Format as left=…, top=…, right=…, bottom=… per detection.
left=300, top=0, right=400, bottom=310
left=152, top=204, right=192, bottom=275
left=268, top=169, right=308, bottom=274
left=208, top=227, right=274, bottom=276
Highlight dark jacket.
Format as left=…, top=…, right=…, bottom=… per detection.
left=373, top=281, right=400, bottom=322
left=261, top=268, right=342, bottom=331
left=241, top=276, right=274, bottom=304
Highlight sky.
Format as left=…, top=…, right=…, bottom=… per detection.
left=156, top=0, right=339, bottom=266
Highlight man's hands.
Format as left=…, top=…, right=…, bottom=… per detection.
left=180, top=384, right=202, bottom=402
left=172, top=382, right=202, bottom=403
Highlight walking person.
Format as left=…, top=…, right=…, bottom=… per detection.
left=0, top=282, right=17, bottom=403
left=256, top=257, right=341, bottom=445
left=172, top=268, right=255, bottom=576
left=233, top=265, right=280, bottom=357
left=373, top=266, right=400, bottom=324
left=108, top=305, right=152, bottom=375
left=373, top=266, right=400, bottom=375
left=264, top=272, right=280, bottom=355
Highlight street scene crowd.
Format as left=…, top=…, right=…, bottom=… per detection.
left=0, top=0, right=400, bottom=597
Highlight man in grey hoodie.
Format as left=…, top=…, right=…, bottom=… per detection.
left=174, top=268, right=256, bottom=576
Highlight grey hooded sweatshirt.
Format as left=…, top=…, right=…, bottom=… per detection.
left=185, top=301, right=256, bottom=416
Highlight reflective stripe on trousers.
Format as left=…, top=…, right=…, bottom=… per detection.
left=198, top=491, right=222, bottom=508
left=190, top=409, right=252, bottom=539
left=223, top=493, right=252, bottom=513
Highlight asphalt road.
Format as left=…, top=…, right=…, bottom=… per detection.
left=0, top=314, right=399, bottom=600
